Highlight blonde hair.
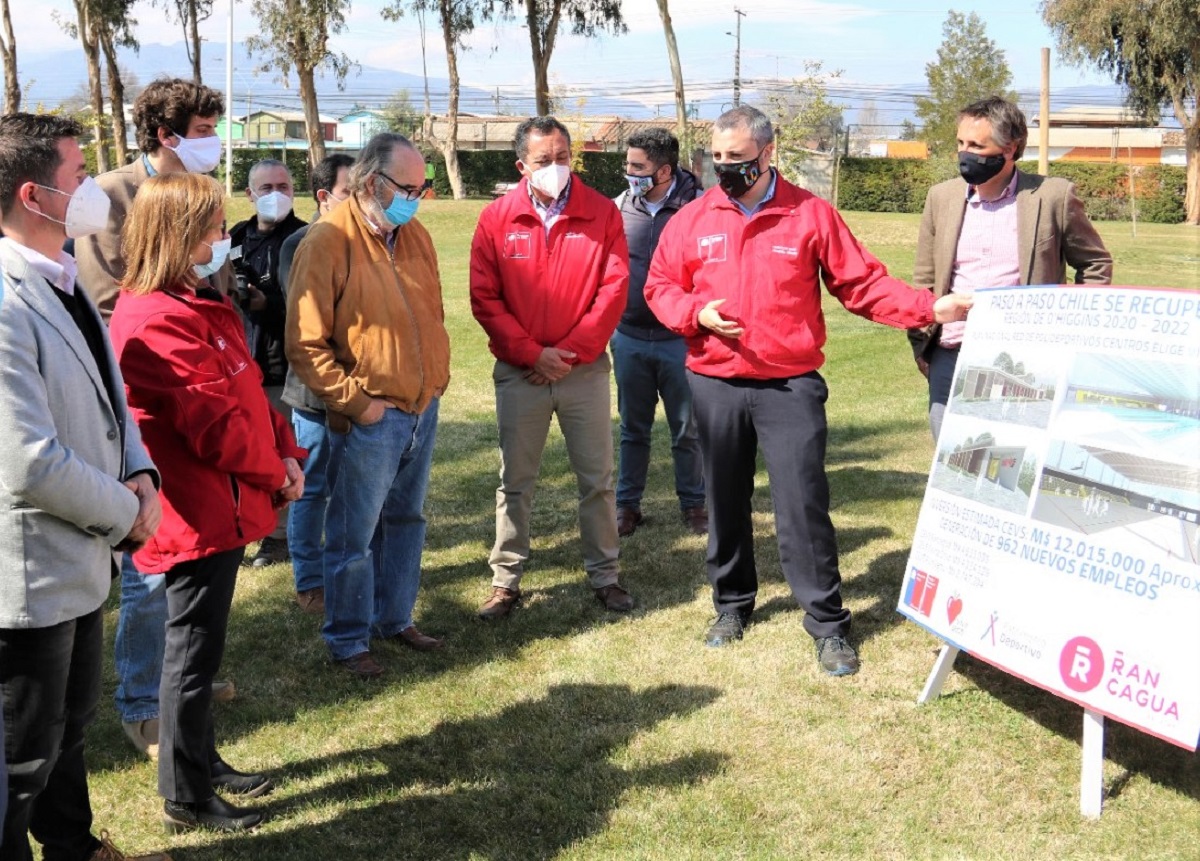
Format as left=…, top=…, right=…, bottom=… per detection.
left=121, top=172, right=225, bottom=296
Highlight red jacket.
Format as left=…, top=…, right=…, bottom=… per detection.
left=644, top=176, right=936, bottom=380
left=469, top=176, right=629, bottom=368
left=109, top=286, right=306, bottom=573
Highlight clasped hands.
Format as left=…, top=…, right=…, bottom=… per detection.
left=523, top=347, right=577, bottom=386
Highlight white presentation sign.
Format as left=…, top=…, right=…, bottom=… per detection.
left=900, top=285, right=1200, bottom=752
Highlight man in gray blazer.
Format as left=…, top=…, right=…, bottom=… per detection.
left=0, top=114, right=167, bottom=861
left=908, top=96, right=1113, bottom=439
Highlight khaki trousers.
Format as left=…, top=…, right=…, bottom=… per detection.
left=489, top=356, right=620, bottom=590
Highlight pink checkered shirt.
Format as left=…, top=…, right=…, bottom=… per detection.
left=940, top=171, right=1021, bottom=347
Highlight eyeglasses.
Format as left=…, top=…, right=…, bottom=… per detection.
left=376, top=171, right=423, bottom=201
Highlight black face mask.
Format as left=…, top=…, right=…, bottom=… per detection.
left=714, top=153, right=764, bottom=199
left=958, top=151, right=1007, bottom=185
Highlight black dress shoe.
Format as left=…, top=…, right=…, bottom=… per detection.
left=162, top=795, right=265, bottom=833
left=210, top=758, right=274, bottom=797
left=705, top=612, right=747, bottom=647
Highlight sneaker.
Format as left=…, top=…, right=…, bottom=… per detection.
left=295, top=586, right=325, bottom=615
left=122, top=718, right=159, bottom=759
left=705, top=612, right=746, bottom=647
left=593, top=583, right=635, bottom=612
left=616, top=507, right=643, bottom=537
left=91, top=829, right=172, bottom=860
left=682, top=506, right=709, bottom=535
left=815, top=636, right=860, bottom=676
left=211, top=679, right=237, bottom=703
left=249, top=536, right=290, bottom=568
left=478, top=586, right=521, bottom=620
left=334, top=651, right=384, bottom=679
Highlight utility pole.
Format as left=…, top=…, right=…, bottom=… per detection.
left=729, top=7, right=746, bottom=107
left=1039, top=47, right=1051, bottom=177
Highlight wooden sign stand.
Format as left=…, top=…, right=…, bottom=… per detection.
left=917, top=643, right=1106, bottom=818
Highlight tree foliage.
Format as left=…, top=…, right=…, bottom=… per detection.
left=762, top=61, right=845, bottom=176
left=1041, top=0, right=1200, bottom=224
left=914, top=11, right=1017, bottom=157
left=247, top=0, right=353, bottom=164
left=381, top=88, right=421, bottom=136
left=487, top=0, right=626, bottom=116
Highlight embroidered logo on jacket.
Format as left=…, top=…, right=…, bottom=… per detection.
left=697, top=234, right=727, bottom=263
left=504, top=231, right=531, bottom=259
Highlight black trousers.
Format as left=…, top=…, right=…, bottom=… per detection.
left=0, top=608, right=104, bottom=861
left=158, top=547, right=242, bottom=803
left=688, top=370, right=850, bottom=640
left=927, top=343, right=960, bottom=441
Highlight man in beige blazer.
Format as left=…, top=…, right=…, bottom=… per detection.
left=908, top=96, right=1113, bottom=439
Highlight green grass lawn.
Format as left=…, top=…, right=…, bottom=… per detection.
left=86, top=202, right=1198, bottom=860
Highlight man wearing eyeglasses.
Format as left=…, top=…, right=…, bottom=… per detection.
left=285, top=133, right=451, bottom=679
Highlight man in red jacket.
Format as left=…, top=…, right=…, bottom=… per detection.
left=470, top=116, right=633, bottom=619
left=645, top=105, right=972, bottom=675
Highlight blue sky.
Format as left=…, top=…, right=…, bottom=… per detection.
left=12, top=0, right=1115, bottom=119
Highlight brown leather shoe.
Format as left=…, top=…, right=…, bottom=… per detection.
left=478, top=586, right=521, bottom=620
left=594, top=583, right=635, bottom=612
left=682, top=506, right=709, bottom=535
left=295, top=587, right=325, bottom=615
left=211, top=680, right=236, bottom=704
left=616, top=507, right=643, bottom=537
left=335, top=651, right=384, bottom=678
left=391, top=625, right=445, bottom=651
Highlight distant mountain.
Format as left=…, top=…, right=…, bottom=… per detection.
left=6, top=41, right=1152, bottom=126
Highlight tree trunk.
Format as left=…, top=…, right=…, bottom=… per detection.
left=439, top=0, right=463, bottom=199
left=526, top=0, right=563, bottom=116
left=187, top=0, right=202, bottom=84
left=0, top=0, right=20, bottom=113
left=75, top=1, right=109, bottom=173
left=297, top=64, right=325, bottom=163
left=100, top=26, right=128, bottom=165
left=656, top=0, right=687, bottom=146
left=1186, top=123, right=1199, bottom=226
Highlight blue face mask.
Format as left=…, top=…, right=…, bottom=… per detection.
left=383, top=193, right=419, bottom=228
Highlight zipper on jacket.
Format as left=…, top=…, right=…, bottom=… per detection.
left=388, top=242, right=427, bottom=404
left=229, top=476, right=244, bottom=539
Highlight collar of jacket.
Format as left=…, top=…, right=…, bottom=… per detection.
left=703, top=171, right=805, bottom=217
left=514, top=174, right=599, bottom=224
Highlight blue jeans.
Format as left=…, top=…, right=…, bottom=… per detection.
left=322, top=401, right=439, bottom=661
left=113, top=553, right=166, bottom=723
left=610, top=331, right=705, bottom=511
left=288, top=408, right=342, bottom=594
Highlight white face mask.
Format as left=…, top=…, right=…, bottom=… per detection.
left=253, top=190, right=293, bottom=223
left=168, top=132, right=222, bottom=174
left=194, top=236, right=231, bottom=279
left=527, top=163, right=571, bottom=200
left=27, top=176, right=112, bottom=239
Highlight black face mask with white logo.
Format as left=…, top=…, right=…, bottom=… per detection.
left=714, top=153, right=764, bottom=199
left=958, top=151, right=1007, bottom=185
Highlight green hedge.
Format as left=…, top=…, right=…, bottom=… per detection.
left=425, top=150, right=628, bottom=199
left=835, top=156, right=1185, bottom=223
left=83, top=145, right=313, bottom=193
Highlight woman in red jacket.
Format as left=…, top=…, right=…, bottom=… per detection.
left=109, top=173, right=306, bottom=834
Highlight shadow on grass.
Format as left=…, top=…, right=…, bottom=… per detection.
left=949, top=653, right=1200, bottom=803
left=174, top=683, right=726, bottom=861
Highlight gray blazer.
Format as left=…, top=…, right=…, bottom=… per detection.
left=908, top=171, right=1113, bottom=359
left=0, top=241, right=157, bottom=629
